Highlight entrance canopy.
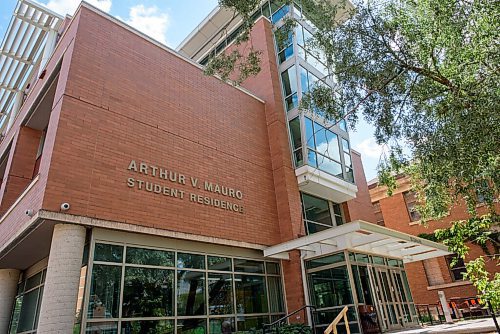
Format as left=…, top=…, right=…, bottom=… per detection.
left=264, top=220, right=450, bottom=263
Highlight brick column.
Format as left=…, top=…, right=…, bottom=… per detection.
left=37, top=224, right=86, bottom=334
left=0, top=269, right=20, bottom=333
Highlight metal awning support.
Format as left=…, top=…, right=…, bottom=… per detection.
left=264, top=220, right=451, bottom=263
left=0, top=0, right=63, bottom=136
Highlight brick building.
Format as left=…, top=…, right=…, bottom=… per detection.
left=0, top=1, right=451, bottom=333
left=368, top=175, right=497, bottom=311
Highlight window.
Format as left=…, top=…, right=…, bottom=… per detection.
left=301, top=192, right=343, bottom=234
left=9, top=269, right=46, bottom=334
left=84, top=243, right=285, bottom=333
left=288, top=117, right=303, bottom=167
left=423, top=258, right=445, bottom=286
left=295, top=24, right=328, bottom=75
left=446, top=255, right=467, bottom=282
left=373, top=201, right=385, bottom=226
left=305, top=117, right=344, bottom=179
left=281, top=65, right=298, bottom=111
left=32, top=128, right=46, bottom=177
left=276, top=25, right=293, bottom=64
left=403, top=191, right=421, bottom=222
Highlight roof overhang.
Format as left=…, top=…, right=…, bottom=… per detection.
left=0, top=0, right=63, bottom=133
left=264, top=220, right=451, bottom=263
left=177, top=0, right=355, bottom=61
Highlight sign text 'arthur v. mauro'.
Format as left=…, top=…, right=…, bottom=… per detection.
left=126, top=160, right=244, bottom=214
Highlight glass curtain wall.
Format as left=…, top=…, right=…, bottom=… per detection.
left=306, top=251, right=418, bottom=334
left=272, top=4, right=353, bottom=183
left=82, top=242, right=285, bottom=334
left=198, top=1, right=353, bottom=183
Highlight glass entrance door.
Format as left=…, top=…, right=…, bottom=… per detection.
left=368, top=267, right=403, bottom=331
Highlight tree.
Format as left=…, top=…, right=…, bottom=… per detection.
left=207, top=0, right=500, bottom=308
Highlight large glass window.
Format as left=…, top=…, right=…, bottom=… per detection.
left=276, top=25, right=294, bottom=64
left=84, top=243, right=284, bottom=333
left=177, top=270, right=206, bottom=316
left=88, top=264, right=121, bottom=319
left=301, top=192, right=343, bottom=234
left=122, top=267, right=174, bottom=317
left=304, top=117, right=353, bottom=181
left=235, top=275, right=268, bottom=314
left=295, top=24, right=328, bottom=75
left=308, top=266, right=353, bottom=308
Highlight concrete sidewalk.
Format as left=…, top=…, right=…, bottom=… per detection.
left=388, top=318, right=498, bottom=334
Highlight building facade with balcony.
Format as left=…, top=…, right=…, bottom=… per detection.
left=0, top=1, right=450, bottom=334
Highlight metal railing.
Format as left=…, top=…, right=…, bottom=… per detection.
left=264, top=305, right=317, bottom=334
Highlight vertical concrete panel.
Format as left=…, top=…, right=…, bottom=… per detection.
left=0, top=269, right=20, bottom=333
left=37, top=224, right=86, bottom=334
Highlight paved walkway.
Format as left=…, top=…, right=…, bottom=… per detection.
left=388, top=318, right=498, bottom=334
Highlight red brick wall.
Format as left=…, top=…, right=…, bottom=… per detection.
left=42, top=8, right=282, bottom=246
left=345, top=151, right=377, bottom=223
left=238, top=18, right=306, bottom=315
left=0, top=11, right=80, bottom=249
left=0, top=127, right=41, bottom=215
left=370, top=178, right=498, bottom=305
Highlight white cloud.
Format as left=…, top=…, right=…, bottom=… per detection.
left=122, top=5, right=170, bottom=45
left=41, top=0, right=112, bottom=15
left=354, top=137, right=389, bottom=159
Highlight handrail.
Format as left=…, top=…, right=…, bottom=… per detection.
left=324, top=306, right=350, bottom=334
left=264, top=305, right=317, bottom=328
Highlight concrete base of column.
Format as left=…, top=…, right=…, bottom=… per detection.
left=0, top=268, right=20, bottom=333
left=37, top=224, right=86, bottom=334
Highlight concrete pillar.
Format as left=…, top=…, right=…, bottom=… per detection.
left=0, top=269, right=20, bottom=333
left=37, top=224, right=86, bottom=334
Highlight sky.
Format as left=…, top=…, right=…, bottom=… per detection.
left=0, top=0, right=384, bottom=181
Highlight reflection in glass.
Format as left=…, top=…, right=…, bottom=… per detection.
left=177, top=319, right=207, bottom=334
left=126, top=247, right=174, bottom=267
left=9, top=296, right=22, bottom=333
left=209, top=273, right=233, bottom=315
left=267, top=276, right=285, bottom=313
left=122, top=267, right=174, bottom=317
left=235, top=275, right=268, bottom=314
left=121, top=320, right=174, bottom=334
left=308, top=266, right=353, bottom=308
left=234, top=259, right=264, bottom=273
left=208, top=256, right=232, bottom=271
left=302, top=193, right=332, bottom=227
left=17, top=289, right=38, bottom=332
left=177, top=271, right=206, bottom=316
left=88, top=265, right=121, bottom=319
left=237, top=315, right=269, bottom=333
left=266, top=262, right=280, bottom=275
left=86, top=322, right=118, bottom=334
left=178, top=253, right=205, bottom=269
left=209, top=318, right=235, bottom=334
left=306, top=253, right=345, bottom=269
left=94, top=243, right=123, bottom=263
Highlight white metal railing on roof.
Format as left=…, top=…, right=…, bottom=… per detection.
left=0, top=0, right=63, bottom=138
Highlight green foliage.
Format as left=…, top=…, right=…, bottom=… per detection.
left=204, top=49, right=262, bottom=85
left=204, top=0, right=500, bottom=307
left=276, top=323, right=312, bottom=334
left=434, top=214, right=499, bottom=260
left=464, top=257, right=500, bottom=310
